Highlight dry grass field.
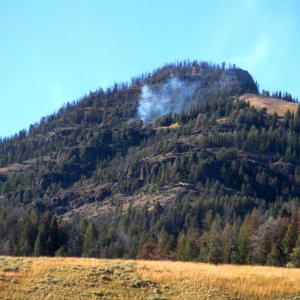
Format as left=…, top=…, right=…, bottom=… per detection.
left=0, top=256, right=300, bottom=300
left=155, top=122, right=180, bottom=131
left=240, top=93, right=298, bottom=117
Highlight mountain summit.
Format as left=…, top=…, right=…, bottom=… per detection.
left=0, top=61, right=259, bottom=216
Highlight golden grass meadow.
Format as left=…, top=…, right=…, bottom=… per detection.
left=0, top=256, right=300, bottom=299
left=240, top=93, right=298, bottom=117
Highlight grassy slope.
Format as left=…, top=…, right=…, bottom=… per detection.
left=0, top=257, right=299, bottom=300
left=241, top=93, right=298, bottom=117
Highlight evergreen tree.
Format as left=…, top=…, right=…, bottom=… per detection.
left=176, top=232, right=187, bottom=260
left=82, top=223, right=98, bottom=257
left=290, top=236, right=300, bottom=267
left=183, top=237, right=199, bottom=261
left=222, top=223, right=237, bottom=263
left=46, top=217, right=61, bottom=256
left=257, top=232, right=271, bottom=265
left=207, top=221, right=223, bottom=264
left=238, top=219, right=251, bottom=264
left=34, top=224, right=47, bottom=256
left=18, top=216, right=38, bottom=256
left=283, top=224, right=297, bottom=261
left=267, top=244, right=281, bottom=266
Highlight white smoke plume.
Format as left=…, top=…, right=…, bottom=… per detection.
left=136, top=77, right=199, bottom=124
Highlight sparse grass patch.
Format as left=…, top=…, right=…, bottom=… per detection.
left=0, top=257, right=23, bottom=273
left=131, top=278, right=156, bottom=288
left=111, top=261, right=134, bottom=272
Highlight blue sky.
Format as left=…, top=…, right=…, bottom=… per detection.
left=0, top=0, right=299, bottom=137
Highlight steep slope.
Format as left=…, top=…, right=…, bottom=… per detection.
left=0, top=61, right=259, bottom=215
left=0, top=61, right=299, bottom=266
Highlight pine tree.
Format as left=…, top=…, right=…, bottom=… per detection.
left=176, top=232, right=187, bottom=260
left=34, top=224, right=47, bottom=256
left=46, top=217, right=61, bottom=256
left=199, top=231, right=210, bottom=262
left=282, top=224, right=297, bottom=261
left=257, top=232, right=271, bottom=265
left=290, top=236, right=300, bottom=267
left=293, top=105, right=300, bottom=131
left=207, top=221, right=223, bottom=264
left=222, top=223, right=237, bottom=263
left=183, top=237, right=199, bottom=261
left=238, top=219, right=251, bottom=264
left=267, top=244, right=281, bottom=266
left=82, top=223, right=98, bottom=257
left=18, top=216, right=38, bottom=256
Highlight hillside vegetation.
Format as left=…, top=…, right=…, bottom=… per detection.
left=0, top=61, right=299, bottom=268
left=0, top=256, right=300, bottom=300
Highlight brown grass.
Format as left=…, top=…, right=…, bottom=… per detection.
left=0, top=156, right=49, bottom=176
left=0, top=256, right=299, bottom=299
left=156, top=122, right=180, bottom=131
left=240, top=93, right=298, bottom=117
left=134, top=260, right=300, bottom=299
left=0, top=164, right=21, bottom=175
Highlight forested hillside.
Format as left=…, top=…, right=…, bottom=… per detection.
left=0, top=61, right=299, bottom=267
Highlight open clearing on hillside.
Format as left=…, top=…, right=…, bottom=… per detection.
left=0, top=156, right=50, bottom=178
left=155, top=122, right=180, bottom=131
left=0, top=257, right=299, bottom=299
left=241, top=93, right=298, bottom=117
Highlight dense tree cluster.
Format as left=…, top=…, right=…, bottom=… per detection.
left=261, top=90, right=298, bottom=102
left=0, top=195, right=299, bottom=267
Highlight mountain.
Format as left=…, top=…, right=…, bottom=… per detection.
left=0, top=60, right=299, bottom=267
